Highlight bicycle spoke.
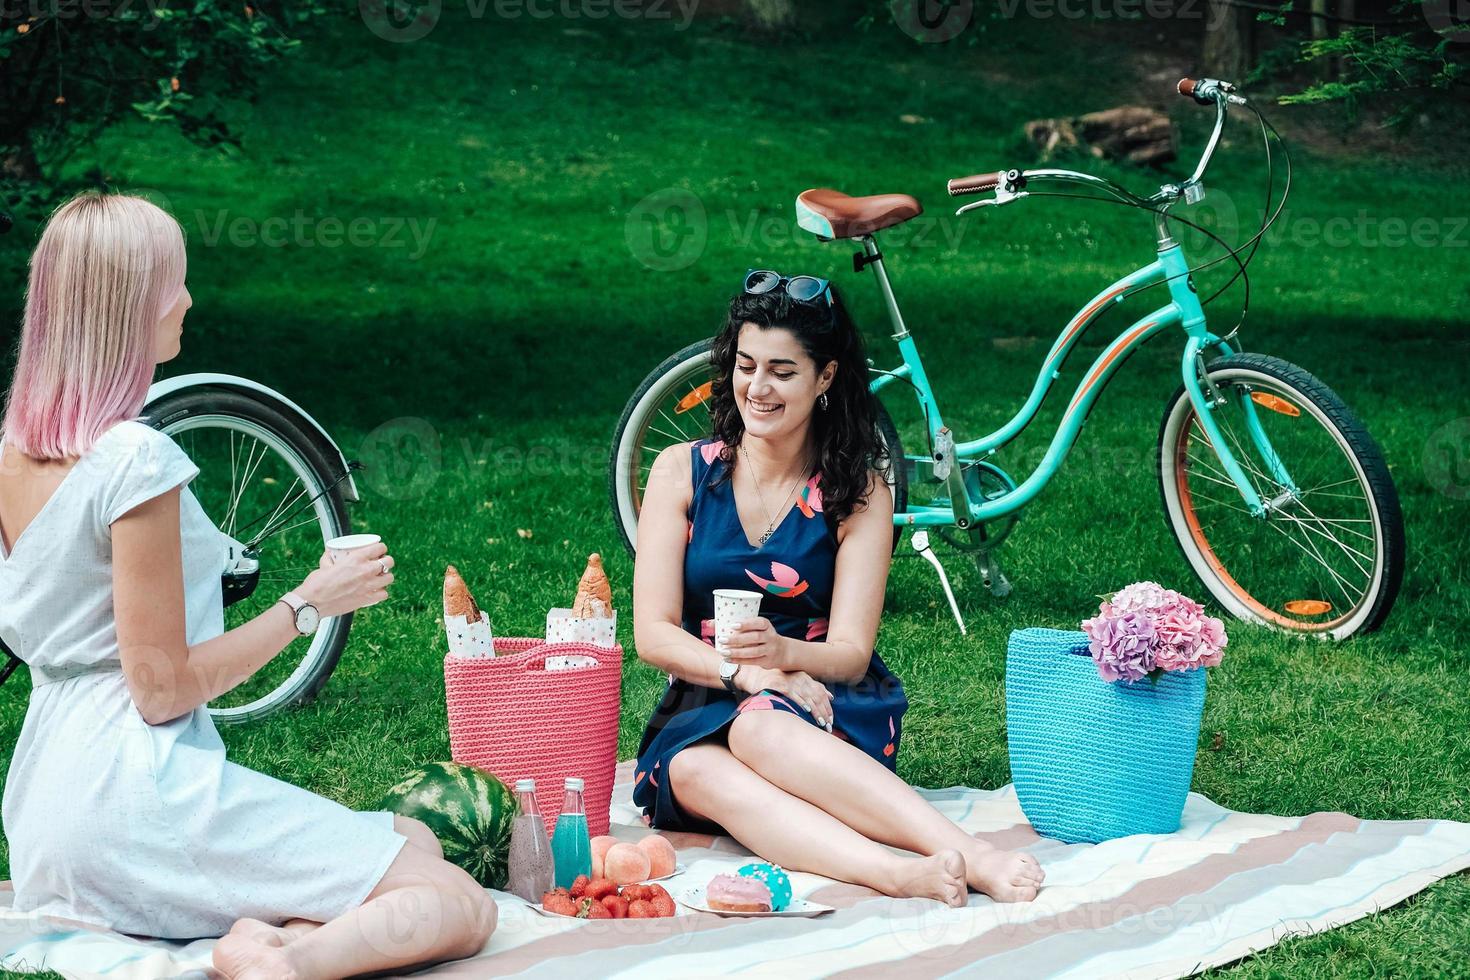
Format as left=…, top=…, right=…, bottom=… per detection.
left=1262, top=518, right=1364, bottom=608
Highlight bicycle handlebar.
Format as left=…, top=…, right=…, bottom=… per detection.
left=948, top=78, right=1244, bottom=204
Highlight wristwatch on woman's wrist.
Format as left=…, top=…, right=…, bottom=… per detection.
left=719, top=658, right=742, bottom=693
left=279, top=591, right=320, bottom=636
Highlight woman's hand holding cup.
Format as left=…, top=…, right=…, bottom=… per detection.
left=722, top=616, right=788, bottom=670
left=298, top=537, right=396, bottom=617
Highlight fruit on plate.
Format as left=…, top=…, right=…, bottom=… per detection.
left=540, top=879, right=676, bottom=918
left=603, top=842, right=652, bottom=885
left=590, top=835, right=619, bottom=878
left=637, top=835, right=678, bottom=879
left=377, top=762, right=517, bottom=889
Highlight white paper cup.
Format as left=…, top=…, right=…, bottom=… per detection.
left=713, top=588, right=763, bottom=655
left=326, top=533, right=382, bottom=563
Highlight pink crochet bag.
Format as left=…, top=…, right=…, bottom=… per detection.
left=443, top=637, right=623, bottom=838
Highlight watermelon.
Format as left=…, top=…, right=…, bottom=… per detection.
left=377, top=762, right=518, bottom=889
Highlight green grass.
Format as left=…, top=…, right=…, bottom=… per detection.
left=2, top=4, right=1468, bottom=977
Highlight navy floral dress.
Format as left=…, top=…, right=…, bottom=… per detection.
left=632, top=439, right=909, bottom=835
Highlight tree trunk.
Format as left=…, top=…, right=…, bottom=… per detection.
left=1202, top=0, right=1253, bottom=81
left=742, top=0, right=794, bottom=31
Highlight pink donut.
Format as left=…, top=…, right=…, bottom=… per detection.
left=706, top=872, right=772, bottom=912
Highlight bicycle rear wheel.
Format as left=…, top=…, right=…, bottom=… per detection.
left=608, top=338, right=907, bottom=556
left=142, top=387, right=355, bottom=723
left=1158, top=353, right=1404, bottom=638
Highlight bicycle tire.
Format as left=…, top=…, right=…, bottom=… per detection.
left=142, top=387, right=355, bottom=723
left=1157, top=352, right=1405, bottom=638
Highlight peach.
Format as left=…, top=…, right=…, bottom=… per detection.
left=603, top=842, right=652, bottom=885
left=637, top=834, right=677, bottom=879
left=590, top=835, right=619, bottom=879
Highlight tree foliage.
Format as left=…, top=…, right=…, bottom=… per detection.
left=1260, top=1, right=1468, bottom=122
left=0, top=1, right=327, bottom=185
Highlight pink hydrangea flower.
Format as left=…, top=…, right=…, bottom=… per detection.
left=1108, top=581, right=1174, bottom=614
left=1080, top=582, right=1228, bottom=682
left=1081, top=609, right=1157, bottom=683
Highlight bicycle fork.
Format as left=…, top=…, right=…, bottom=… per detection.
left=1164, top=244, right=1298, bottom=516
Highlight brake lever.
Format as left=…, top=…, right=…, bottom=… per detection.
left=955, top=188, right=1028, bottom=217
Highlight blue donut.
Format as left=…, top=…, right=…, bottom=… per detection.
left=737, top=862, right=793, bottom=911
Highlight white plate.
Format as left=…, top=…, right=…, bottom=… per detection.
left=639, top=863, right=686, bottom=883
left=676, top=885, right=834, bottom=918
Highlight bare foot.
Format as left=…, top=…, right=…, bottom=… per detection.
left=212, top=931, right=303, bottom=980
left=963, top=838, right=1044, bottom=903
left=887, top=849, right=967, bottom=908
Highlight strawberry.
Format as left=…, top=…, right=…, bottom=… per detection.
left=650, top=895, right=677, bottom=918
left=647, top=883, right=670, bottom=902
left=542, top=894, right=578, bottom=917
left=541, top=887, right=570, bottom=903
left=570, top=875, right=591, bottom=899
left=627, top=899, right=656, bottom=918
left=585, top=877, right=618, bottom=901
left=601, top=894, right=629, bottom=919
left=622, top=884, right=650, bottom=902
left=575, top=896, right=610, bottom=919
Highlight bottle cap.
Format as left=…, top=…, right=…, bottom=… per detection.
left=515, top=778, right=535, bottom=792
left=564, top=777, right=584, bottom=791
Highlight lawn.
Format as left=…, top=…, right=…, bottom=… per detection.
left=1, top=3, right=1468, bottom=976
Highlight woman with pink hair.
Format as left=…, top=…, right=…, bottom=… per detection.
left=0, top=194, right=495, bottom=979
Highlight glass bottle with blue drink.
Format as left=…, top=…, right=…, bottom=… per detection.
left=551, top=776, right=591, bottom=888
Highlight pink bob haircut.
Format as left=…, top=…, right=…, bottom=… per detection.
left=2, top=192, right=186, bottom=460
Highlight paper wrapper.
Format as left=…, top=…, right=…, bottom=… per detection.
left=545, top=608, right=617, bottom=669
left=447, top=610, right=496, bottom=659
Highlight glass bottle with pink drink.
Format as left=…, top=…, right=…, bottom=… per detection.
left=506, top=779, right=555, bottom=901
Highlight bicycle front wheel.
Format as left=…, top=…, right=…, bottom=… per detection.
left=608, top=339, right=908, bottom=556
left=1158, top=353, right=1404, bottom=639
left=142, top=387, right=355, bottom=723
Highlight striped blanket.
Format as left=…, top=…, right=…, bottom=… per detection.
left=4, top=759, right=1468, bottom=978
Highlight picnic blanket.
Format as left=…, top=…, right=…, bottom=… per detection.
left=4, top=759, right=1469, bottom=979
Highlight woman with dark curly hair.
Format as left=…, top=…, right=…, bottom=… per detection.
left=631, top=272, right=1045, bottom=906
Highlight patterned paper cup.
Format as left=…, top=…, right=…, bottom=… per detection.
left=326, top=533, right=382, bottom=563
left=713, top=589, right=763, bottom=655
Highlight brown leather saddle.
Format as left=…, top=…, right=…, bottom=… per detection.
left=795, top=188, right=922, bottom=240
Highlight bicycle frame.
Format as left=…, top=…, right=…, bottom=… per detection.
left=861, top=234, right=1293, bottom=530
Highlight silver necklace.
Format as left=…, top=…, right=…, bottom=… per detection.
left=740, top=443, right=806, bottom=545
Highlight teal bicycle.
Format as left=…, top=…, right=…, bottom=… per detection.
left=609, top=78, right=1405, bottom=640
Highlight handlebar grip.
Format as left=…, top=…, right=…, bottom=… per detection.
left=947, top=171, right=1004, bottom=197
left=1177, top=77, right=1198, bottom=99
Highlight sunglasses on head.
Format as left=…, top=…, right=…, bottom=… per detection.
left=743, top=269, right=833, bottom=307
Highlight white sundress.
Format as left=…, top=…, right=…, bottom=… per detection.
left=0, top=420, right=408, bottom=940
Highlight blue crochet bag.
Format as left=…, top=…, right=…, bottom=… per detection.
left=1005, top=627, right=1207, bottom=843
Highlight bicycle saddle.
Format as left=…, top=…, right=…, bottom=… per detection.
left=795, top=188, right=922, bottom=240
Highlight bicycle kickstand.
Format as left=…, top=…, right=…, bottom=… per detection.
left=910, top=531, right=966, bottom=635
left=968, top=527, right=1013, bottom=598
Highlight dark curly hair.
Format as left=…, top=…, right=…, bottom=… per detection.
left=707, top=283, right=887, bottom=529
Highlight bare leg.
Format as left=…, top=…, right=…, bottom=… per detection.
left=727, top=710, right=1043, bottom=901
left=224, top=816, right=447, bottom=951
left=669, top=743, right=967, bottom=907
left=213, top=833, right=494, bottom=980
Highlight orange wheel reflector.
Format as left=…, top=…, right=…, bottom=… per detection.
left=676, top=382, right=713, bottom=414
left=1251, top=392, right=1301, bottom=417
left=1284, top=599, right=1333, bottom=616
